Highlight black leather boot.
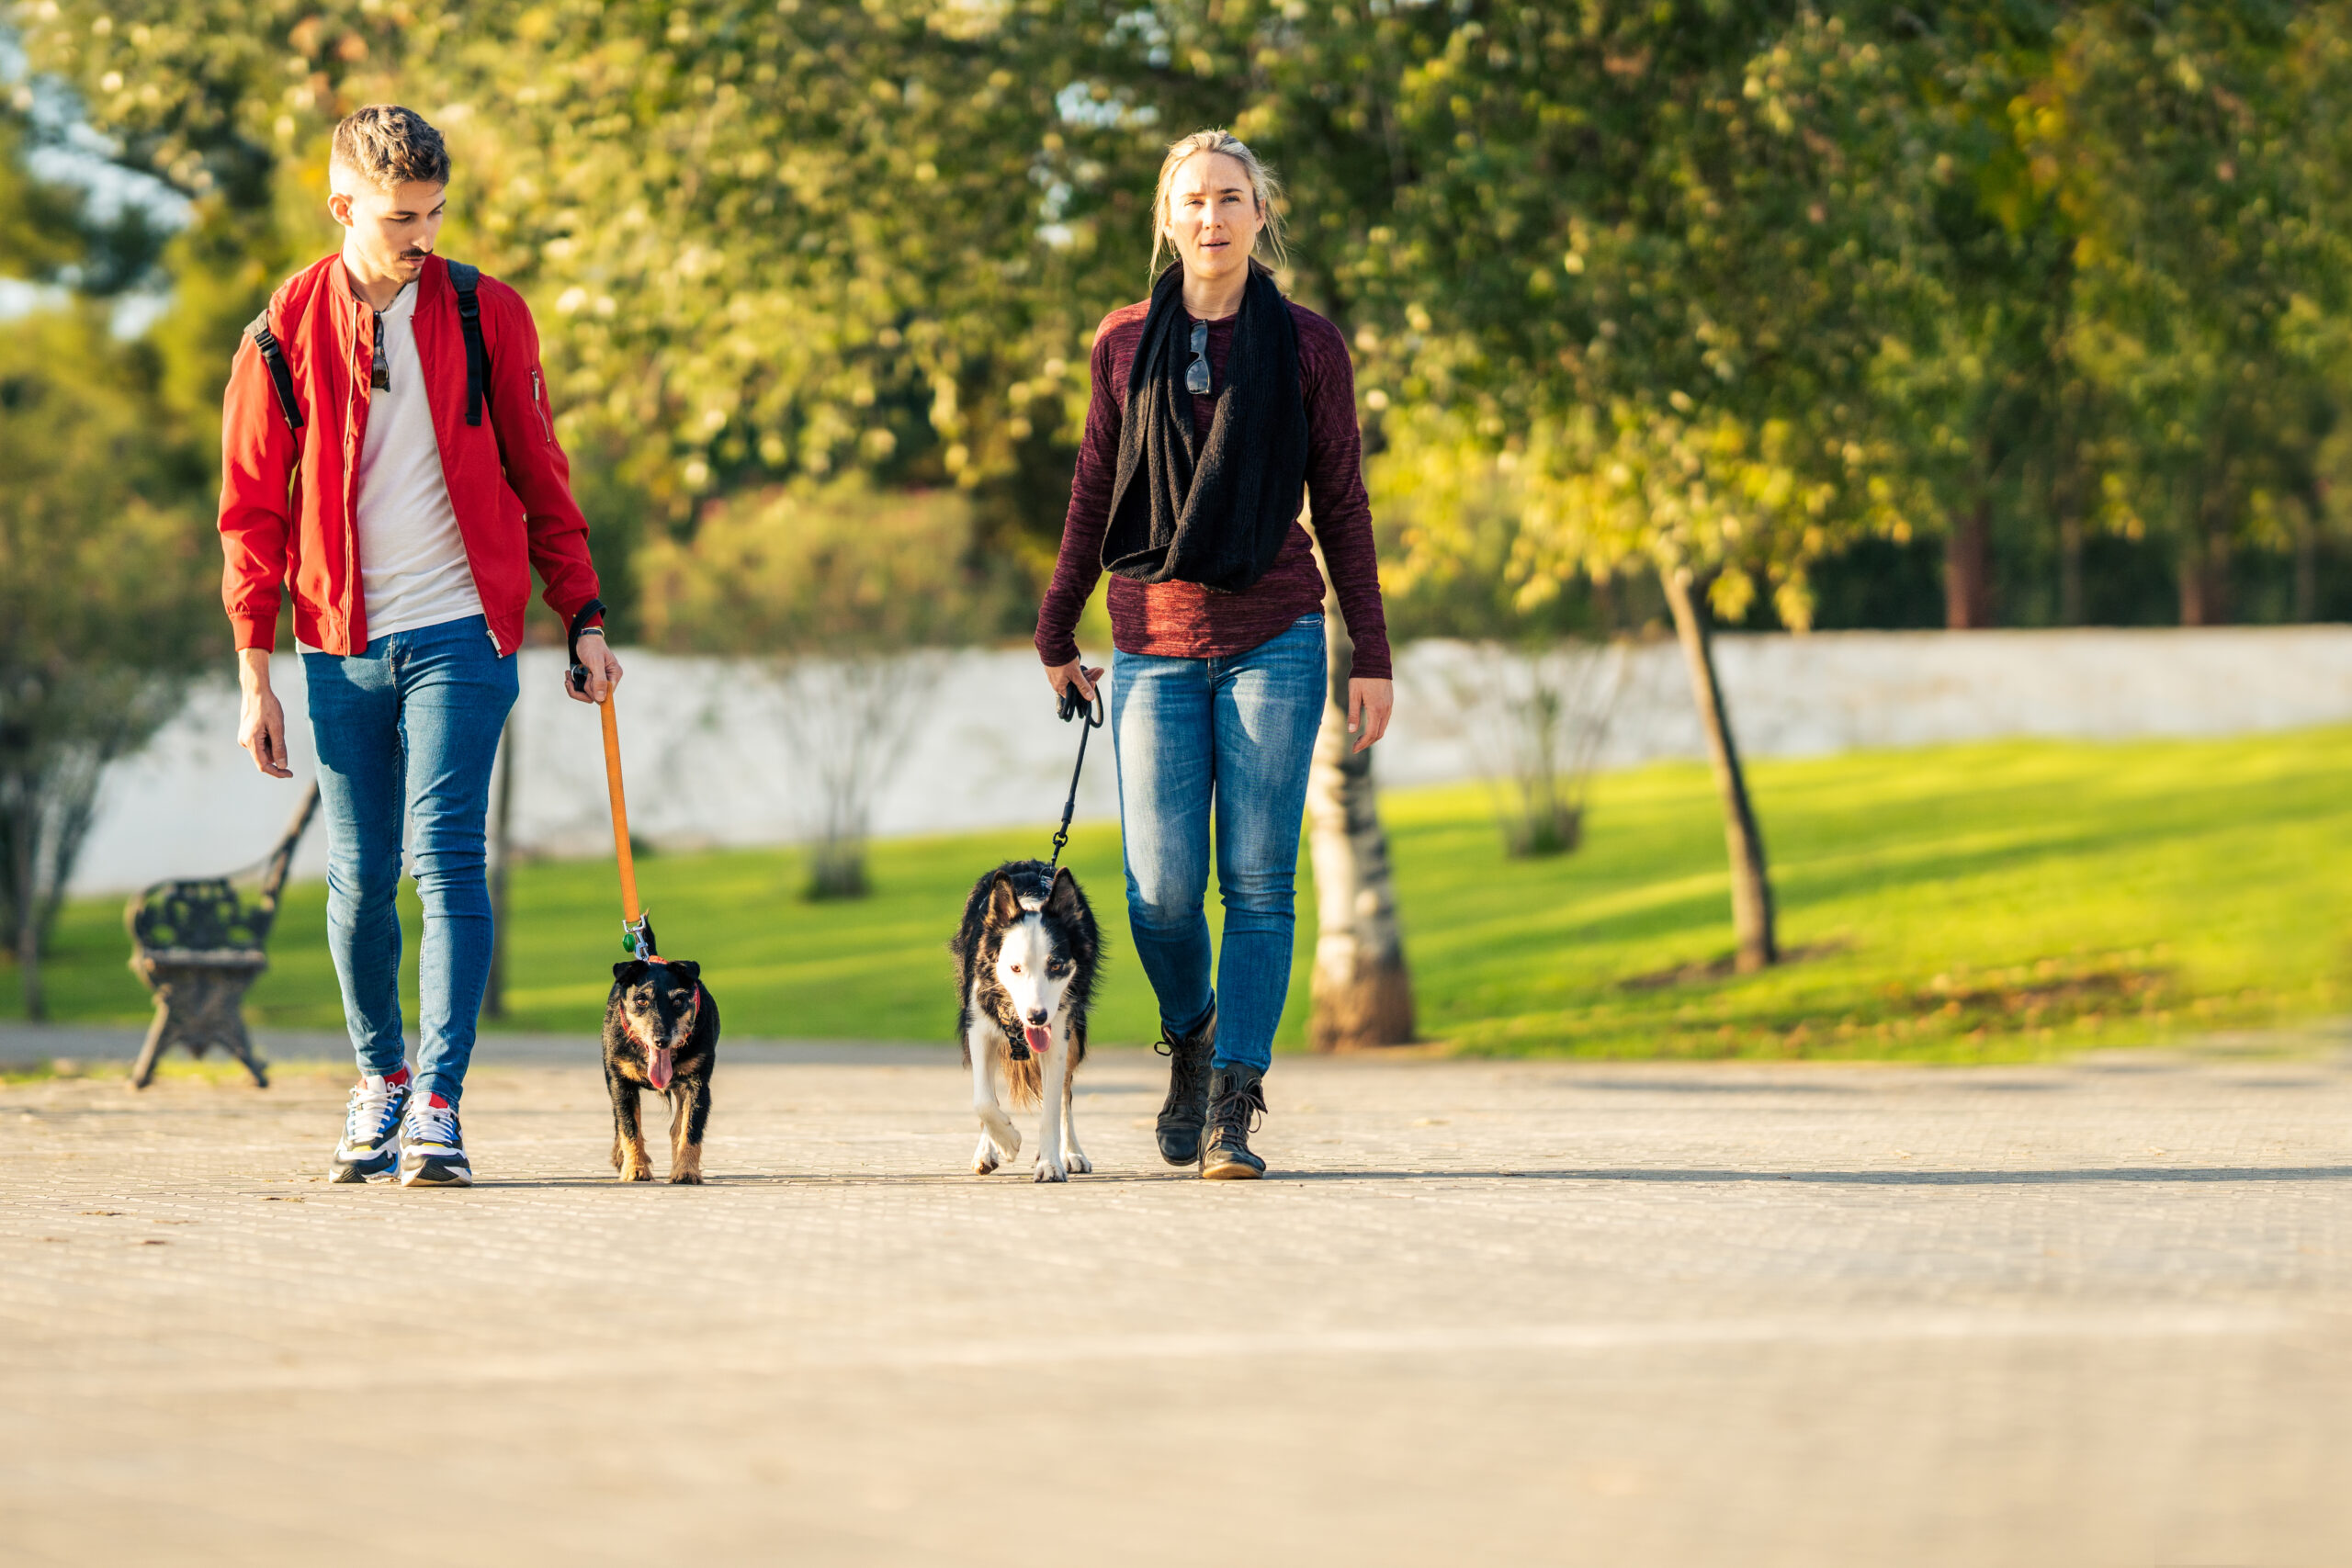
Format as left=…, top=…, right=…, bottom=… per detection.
left=1201, top=1066, right=1267, bottom=1180
left=1153, top=1000, right=1217, bottom=1166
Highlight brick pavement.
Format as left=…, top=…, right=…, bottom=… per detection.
left=3, top=1041, right=2350, bottom=1566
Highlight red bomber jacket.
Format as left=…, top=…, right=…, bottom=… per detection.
left=218, top=252, right=602, bottom=654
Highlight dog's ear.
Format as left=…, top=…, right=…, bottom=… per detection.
left=1046, top=865, right=1083, bottom=918
left=613, top=960, right=649, bottom=983
left=989, top=873, right=1023, bottom=924
left=666, top=960, right=701, bottom=986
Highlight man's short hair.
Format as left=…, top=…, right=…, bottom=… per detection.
left=331, top=105, right=450, bottom=189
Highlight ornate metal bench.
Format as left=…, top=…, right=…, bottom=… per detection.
left=124, top=785, right=320, bottom=1089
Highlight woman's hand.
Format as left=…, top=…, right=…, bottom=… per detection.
left=567, top=629, right=625, bottom=705
left=1347, top=677, right=1393, bottom=753
left=1047, top=658, right=1105, bottom=706
left=236, top=648, right=293, bottom=778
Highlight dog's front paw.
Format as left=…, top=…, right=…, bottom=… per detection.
left=1063, top=1150, right=1093, bottom=1175
left=617, top=1153, right=653, bottom=1182
left=979, top=1112, right=1021, bottom=1161
left=973, top=1131, right=1002, bottom=1175
left=1033, top=1156, right=1069, bottom=1183
left=667, top=1169, right=705, bottom=1185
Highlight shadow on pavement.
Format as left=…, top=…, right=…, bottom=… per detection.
left=1276, top=1165, right=2352, bottom=1185
left=450, top=1164, right=2352, bottom=1189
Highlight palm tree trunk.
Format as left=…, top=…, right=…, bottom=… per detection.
left=1660, top=566, right=1777, bottom=972
left=1305, top=588, right=1414, bottom=1051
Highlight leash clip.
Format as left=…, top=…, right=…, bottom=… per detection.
left=623, top=910, right=659, bottom=961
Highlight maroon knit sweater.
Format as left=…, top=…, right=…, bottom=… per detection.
left=1035, top=297, right=1392, bottom=680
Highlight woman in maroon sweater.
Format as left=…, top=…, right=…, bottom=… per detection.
left=1036, top=130, right=1393, bottom=1179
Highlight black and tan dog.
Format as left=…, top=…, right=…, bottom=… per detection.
left=603, top=953, right=719, bottom=1183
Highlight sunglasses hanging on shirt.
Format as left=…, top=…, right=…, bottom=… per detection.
left=1186, top=321, right=1210, bottom=396
left=371, top=310, right=390, bottom=391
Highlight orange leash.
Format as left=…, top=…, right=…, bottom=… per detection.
left=597, top=694, right=643, bottom=934
left=571, top=598, right=655, bottom=959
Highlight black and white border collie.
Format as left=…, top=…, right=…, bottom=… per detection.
left=951, top=860, right=1102, bottom=1181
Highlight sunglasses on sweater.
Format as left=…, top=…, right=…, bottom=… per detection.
left=1187, top=321, right=1210, bottom=396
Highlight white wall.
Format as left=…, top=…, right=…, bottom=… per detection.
left=70, top=626, right=2352, bottom=894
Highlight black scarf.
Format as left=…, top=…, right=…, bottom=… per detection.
left=1100, top=264, right=1309, bottom=593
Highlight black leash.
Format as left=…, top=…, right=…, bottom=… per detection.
left=1048, top=679, right=1104, bottom=874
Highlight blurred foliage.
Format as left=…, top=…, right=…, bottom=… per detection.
left=639, top=480, right=1012, bottom=654
left=16, top=0, right=2352, bottom=642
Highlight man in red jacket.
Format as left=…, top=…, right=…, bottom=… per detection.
left=222, top=105, right=622, bottom=1188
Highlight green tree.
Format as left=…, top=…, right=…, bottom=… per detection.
left=0, top=94, right=218, bottom=1016
left=2023, top=4, right=2352, bottom=626
left=0, top=311, right=218, bottom=1015
left=1326, top=8, right=1933, bottom=971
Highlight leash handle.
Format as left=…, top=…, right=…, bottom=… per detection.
left=567, top=598, right=607, bottom=694
left=1048, top=676, right=1105, bottom=872
left=1057, top=677, right=1103, bottom=727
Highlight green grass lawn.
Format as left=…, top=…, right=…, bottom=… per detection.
left=16, top=729, right=2349, bottom=1060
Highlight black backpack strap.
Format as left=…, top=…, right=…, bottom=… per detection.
left=446, top=261, right=490, bottom=426
left=244, top=308, right=303, bottom=434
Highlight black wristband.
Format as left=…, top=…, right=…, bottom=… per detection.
left=566, top=598, right=609, bottom=693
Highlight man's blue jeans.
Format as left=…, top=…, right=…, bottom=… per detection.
left=1111, top=613, right=1326, bottom=1075
left=303, top=615, right=516, bottom=1106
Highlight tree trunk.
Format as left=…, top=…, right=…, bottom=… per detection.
left=1945, top=496, right=1993, bottom=628
left=2181, top=488, right=2234, bottom=627
left=2058, top=512, right=2085, bottom=626
left=2179, top=532, right=2232, bottom=626
left=9, top=812, right=42, bottom=1020
left=1660, top=567, right=1778, bottom=973
left=2177, top=544, right=2208, bottom=626
left=14, top=891, right=42, bottom=1022
left=1305, top=589, right=1414, bottom=1051
left=484, top=709, right=516, bottom=1020
left=2294, top=501, right=2319, bottom=623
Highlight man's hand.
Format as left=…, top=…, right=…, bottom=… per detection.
left=237, top=648, right=292, bottom=778
left=567, top=629, right=625, bottom=705
left=1347, top=677, right=1394, bottom=753
left=1046, top=658, right=1105, bottom=707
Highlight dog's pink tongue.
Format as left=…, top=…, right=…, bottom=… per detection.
left=1023, top=1025, right=1052, bottom=1054
left=649, top=1045, right=673, bottom=1091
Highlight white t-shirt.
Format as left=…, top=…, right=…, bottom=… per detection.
left=353, top=280, right=482, bottom=639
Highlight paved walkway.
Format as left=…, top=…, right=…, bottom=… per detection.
left=4, top=1042, right=2350, bottom=1565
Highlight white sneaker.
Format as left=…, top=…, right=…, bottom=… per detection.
left=330, top=1073, right=411, bottom=1183
left=396, top=1094, right=472, bottom=1188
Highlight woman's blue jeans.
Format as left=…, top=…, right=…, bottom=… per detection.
left=1111, top=613, right=1326, bottom=1075
left=303, top=615, right=516, bottom=1106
